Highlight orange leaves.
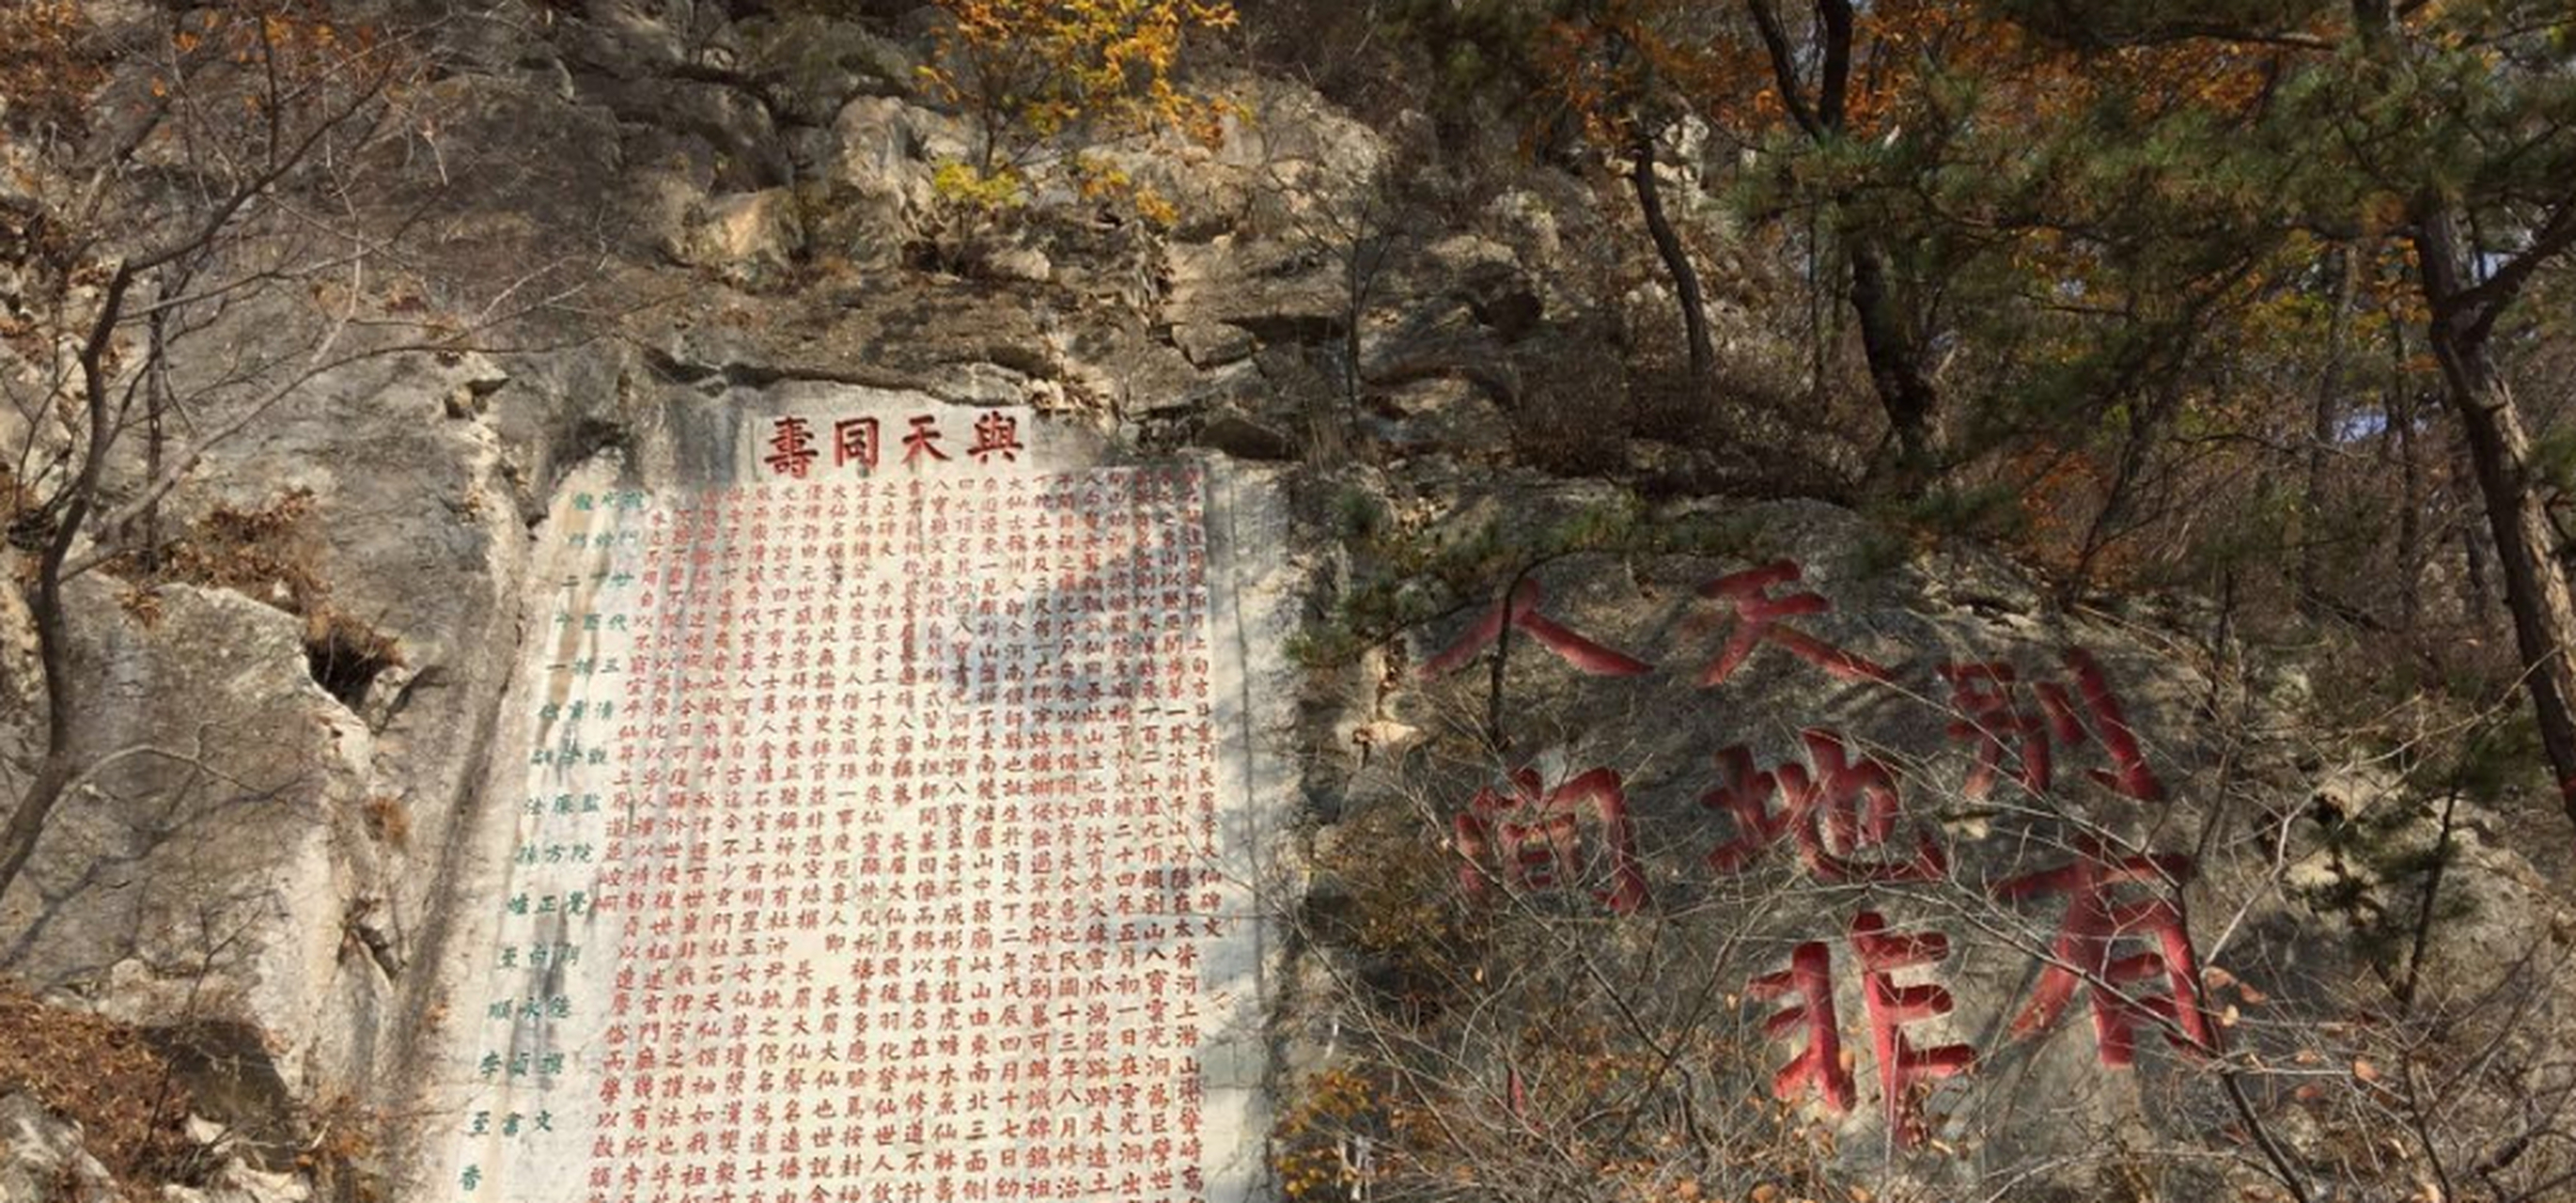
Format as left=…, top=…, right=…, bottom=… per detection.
left=0, top=0, right=110, bottom=132
left=920, top=0, right=1236, bottom=168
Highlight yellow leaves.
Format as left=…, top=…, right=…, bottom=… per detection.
left=118, top=584, right=166, bottom=628
left=1272, top=1067, right=1382, bottom=1201
left=930, top=159, right=1027, bottom=212
left=924, top=0, right=1234, bottom=172
left=1132, top=185, right=1179, bottom=227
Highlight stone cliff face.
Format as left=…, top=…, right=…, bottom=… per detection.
left=2, top=4, right=2572, bottom=1203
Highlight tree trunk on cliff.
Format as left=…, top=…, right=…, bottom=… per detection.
left=1630, top=125, right=1714, bottom=385
left=0, top=259, right=126, bottom=906
left=0, top=27, right=578, bottom=904
left=1745, top=0, right=1941, bottom=475
left=2412, top=205, right=2576, bottom=833
left=1846, top=239, right=1937, bottom=468
left=0, top=685, right=79, bottom=905
left=2428, top=336, right=2576, bottom=820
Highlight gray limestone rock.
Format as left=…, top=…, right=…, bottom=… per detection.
left=4, top=9, right=2571, bottom=1203
left=1172, top=320, right=1257, bottom=369
left=1196, top=409, right=1299, bottom=462
left=739, top=15, right=919, bottom=125
left=984, top=245, right=1054, bottom=284
left=0, top=1093, right=118, bottom=1203
left=1165, top=237, right=1349, bottom=344
left=676, top=189, right=807, bottom=288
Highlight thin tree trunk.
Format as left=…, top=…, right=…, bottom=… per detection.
left=0, top=264, right=133, bottom=904
left=0, top=755, right=74, bottom=910
left=2390, top=328, right=2425, bottom=643
left=2393, top=390, right=2424, bottom=637
left=2069, top=372, right=2183, bottom=601
left=2462, top=522, right=2498, bottom=633
left=142, top=306, right=169, bottom=574
left=1848, top=239, right=1937, bottom=467
left=2301, top=247, right=2357, bottom=615
left=2412, top=203, right=2576, bottom=830
left=1746, top=0, right=1939, bottom=472
left=2429, top=325, right=2576, bottom=821
left=1630, top=124, right=1713, bottom=385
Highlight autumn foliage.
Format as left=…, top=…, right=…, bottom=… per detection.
left=919, top=0, right=1237, bottom=184
left=0, top=982, right=197, bottom=1196
left=0, top=1, right=110, bottom=136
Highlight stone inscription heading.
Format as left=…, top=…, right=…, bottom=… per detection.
left=452, top=408, right=1250, bottom=1203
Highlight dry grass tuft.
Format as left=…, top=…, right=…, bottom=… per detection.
left=0, top=980, right=199, bottom=1195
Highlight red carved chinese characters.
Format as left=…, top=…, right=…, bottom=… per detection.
left=1849, top=911, right=1975, bottom=1147
left=899, top=414, right=949, bottom=465
left=1991, top=836, right=2218, bottom=1067
left=762, top=411, right=1038, bottom=477
left=1747, top=941, right=1855, bottom=1113
left=1939, top=662, right=2052, bottom=801
left=2041, top=649, right=2167, bottom=803
left=1748, top=915, right=1975, bottom=1144
left=581, top=463, right=1220, bottom=1203
left=1453, top=766, right=1650, bottom=914
left=1698, top=560, right=1895, bottom=686
left=1700, top=731, right=1947, bottom=883
left=1941, top=650, right=2167, bottom=804
left=1420, top=577, right=1652, bottom=680
left=763, top=415, right=818, bottom=478
left=833, top=416, right=879, bottom=469
left=970, top=412, right=1025, bottom=463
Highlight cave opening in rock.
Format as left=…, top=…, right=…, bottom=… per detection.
left=304, top=614, right=401, bottom=711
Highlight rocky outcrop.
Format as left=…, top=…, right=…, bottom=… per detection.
left=1, top=1093, right=118, bottom=1203
left=3, top=4, right=2570, bottom=1203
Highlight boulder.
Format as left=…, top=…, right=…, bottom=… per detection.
left=1165, top=237, right=1348, bottom=346
left=2, top=578, right=371, bottom=1121
left=1172, top=321, right=1256, bottom=368
left=985, top=245, right=1054, bottom=284
left=0, top=1094, right=118, bottom=1203
left=582, top=75, right=785, bottom=191
left=817, top=96, right=979, bottom=267
left=738, top=15, right=919, bottom=125
left=832, top=96, right=972, bottom=200
left=1196, top=409, right=1298, bottom=461
left=677, top=189, right=807, bottom=288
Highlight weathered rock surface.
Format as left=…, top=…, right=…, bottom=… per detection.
left=1, top=1093, right=117, bottom=1203
left=0, top=3, right=2569, bottom=1203
left=673, top=188, right=806, bottom=286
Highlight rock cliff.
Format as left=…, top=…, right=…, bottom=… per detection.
left=2, top=4, right=2571, bottom=1203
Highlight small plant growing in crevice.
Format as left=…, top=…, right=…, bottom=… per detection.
left=358, top=795, right=411, bottom=850
left=117, top=489, right=406, bottom=711
left=150, top=489, right=329, bottom=611
left=296, top=1089, right=386, bottom=1203
left=913, top=159, right=1032, bottom=273
left=304, top=611, right=401, bottom=711
left=1306, top=798, right=1486, bottom=1021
